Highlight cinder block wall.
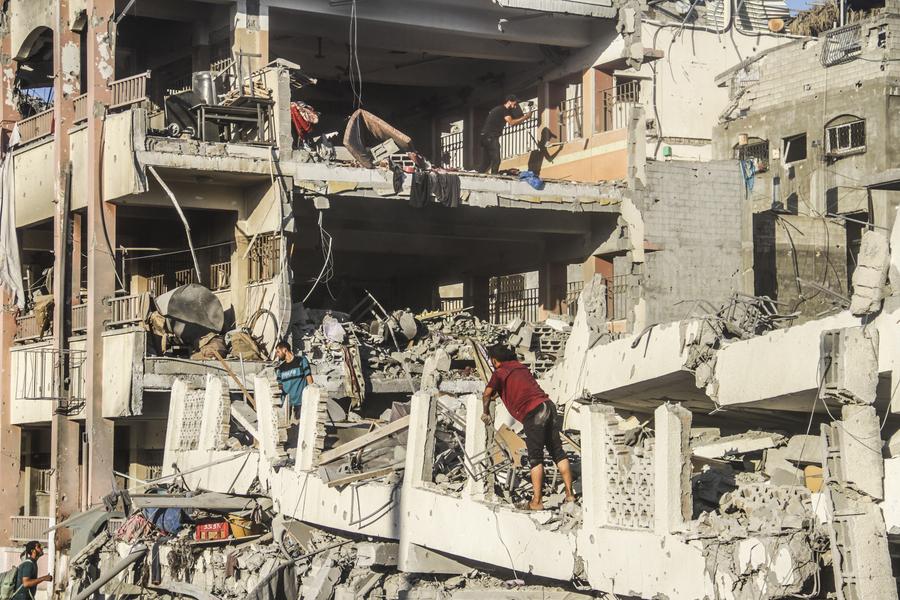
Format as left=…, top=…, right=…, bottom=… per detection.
left=638, top=160, right=749, bottom=325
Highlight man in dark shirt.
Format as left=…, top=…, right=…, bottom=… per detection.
left=481, top=344, right=575, bottom=510
left=477, top=95, right=528, bottom=174
left=13, top=541, right=51, bottom=600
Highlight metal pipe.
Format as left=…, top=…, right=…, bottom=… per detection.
left=73, top=546, right=148, bottom=600
left=147, top=166, right=202, bottom=285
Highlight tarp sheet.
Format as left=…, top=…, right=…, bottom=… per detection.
left=342, top=109, right=412, bottom=168
left=0, top=130, right=24, bottom=308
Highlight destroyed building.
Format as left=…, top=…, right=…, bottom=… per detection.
left=1, top=0, right=900, bottom=599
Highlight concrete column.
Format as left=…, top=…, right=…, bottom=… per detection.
left=653, top=403, right=692, bottom=535
left=404, top=391, right=437, bottom=487
left=0, top=290, right=21, bottom=545
left=162, top=379, right=189, bottom=476
left=192, top=21, right=212, bottom=72
left=464, top=276, right=490, bottom=322
left=51, top=0, right=84, bottom=547
left=580, top=404, right=615, bottom=533
left=296, top=385, right=323, bottom=471
left=253, top=373, right=282, bottom=463
left=231, top=0, right=269, bottom=69
left=0, top=25, right=22, bottom=547
left=84, top=0, right=117, bottom=506
left=538, top=262, right=567, bottom=319
left=232, top=228, right=250, bottom=325
left=463, top=394, right=486, bottom=500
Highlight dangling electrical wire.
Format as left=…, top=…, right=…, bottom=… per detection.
left=348, top=0, right=363, bottom=109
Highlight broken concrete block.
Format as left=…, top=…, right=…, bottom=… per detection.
left=836, top=404, right=885, bottom=500
left=506, top=317, right=524, bottom=332
left=356, top=542, right=399, bottom=568
left=820, top=326, right=879, bottom=405
left=300, top=551, right=341, bottom=600
left=784, top=434, right=823, bottom=465
left=693, top=431, right=786, bottom=460
left=762, top=447, right=805, bottom=486
left=850, top=229, right=890, bottom=315
left=398, top=312, right=419, bottom=339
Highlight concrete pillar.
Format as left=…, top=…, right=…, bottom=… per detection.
left=232, top=228, right=250, bottom=326
left=403, top=391, right=437, bottom=487
left=464, top=276, right=490, bottom=322
left=0, top=290, right=20, bottom=545
left=539, top=262, right=567, bottom=319
left=463, top=394, right=486, bottom=500
left=253, top=373, right=282, bottom=464
left=162, top=379, right=189, bottom=476
left=192, top=21, right=212, bottom=72
left=0, top=24, right=22, bottom=547
left=199, top=376, right=229, bottom=452
left=462, top=106, right=476, bottom=170
left=83, top=0, right=118, bottom=507
left=653, top=403, right=692, bottom=535
left=580, top=404, right=615, bottom=532
left=296, top=385, right=323, bottom=471
left=231, top=0, right=269, bottom=69
left=51, top=0, right=84, bottom=547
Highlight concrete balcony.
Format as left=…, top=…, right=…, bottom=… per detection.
left=9, top=516, right=50, bottom=542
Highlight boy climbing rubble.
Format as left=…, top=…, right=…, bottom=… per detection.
left=481, top=344, right=575, bottom=510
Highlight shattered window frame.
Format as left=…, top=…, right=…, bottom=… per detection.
left=825, top=117, right=866, bottom=158
left=782, top=133, right=807, bottom=164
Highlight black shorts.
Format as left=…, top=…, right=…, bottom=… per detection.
left=521, top=401, right=566, bottom=469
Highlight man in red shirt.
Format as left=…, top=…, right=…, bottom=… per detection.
left=482, top=344, right=575, bottom=510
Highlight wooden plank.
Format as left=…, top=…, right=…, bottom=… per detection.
left=317, top=415, right=411, bottom=465
left=326, top=466, right=397, bottom=488
left=213, top=351, right=256, bottom=408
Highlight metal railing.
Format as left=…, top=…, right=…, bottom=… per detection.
left=209, top=261, right=232, bottom=291
left=10, top=516, right=51, bottom=542
left=148, top=274, right=166, bottom=296
left=557, top=281, right=584, bottom=318
left=610, top=274, right=630, bottom=321
left=35, top=469, right=52, bottom=494
left=72, top=303, right=87, bottom=334
left=499, top=111, right=539, bottom=160
left=14, top=313, right=48, bottom=343
left=17, top=109, right=54, bottom=145
left=73, top=94, right=88, bottom=123
left=439, top=130, right=464, bottom=169
left=16, top=347, right=86, bottom=404
left=107, top=294, right=146, bottom=327
left=821, top=24, right=862, bottom=67
left=559, top=96, right=583, bottom=143
left=597, top=81, right=641, bottom=133
left=489, top=287, right=540, bottom=324
left=109, top=71, right=151, bottom=110
left=439, top=297, right=465, bottom=312
left=248, top=233, right=281, bottom=283
left=175, top=268, right=197, bottom=288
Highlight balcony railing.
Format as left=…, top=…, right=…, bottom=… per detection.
left=148, top=274, right=166, bottom=296
left=107, top=294, right=146, bottom=328
left=14, top=313, right=48, bottom=343
left=248, top=233, right=281, bottom=283
left=210, top=261, right=232, bottom=291
left=499, top=111, right=539, bottom=160
left=35, top=468, right=51, bottom=494
left=489, top=287, right=540, bottom=324
left=17, top=109, right=54, bottom=145
left=559, top=96, right=583, bottom=143
left=440, top=297, right=465, bottom=313
left=175, top=269, right=197, bottom=288
left=72, top=303, right=87, bottom=334
left=439, top=130, right=464, bottom=169
left=109, top=71, right=151, bottom=110
left=597, top=81, right=641, bottom=133
left=73, top=93, right=88, bottom=123
left=10, top=516, right=50, bottom=542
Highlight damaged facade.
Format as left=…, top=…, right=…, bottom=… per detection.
left=0, top=0, right=899, bottom=599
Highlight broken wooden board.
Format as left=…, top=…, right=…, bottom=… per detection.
left=317, top=415, right=410, bottom=465
left=326, top=466, right=398, bottom=488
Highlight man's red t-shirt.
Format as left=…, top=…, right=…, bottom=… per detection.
left=487, top=360, right=549, bottom=422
